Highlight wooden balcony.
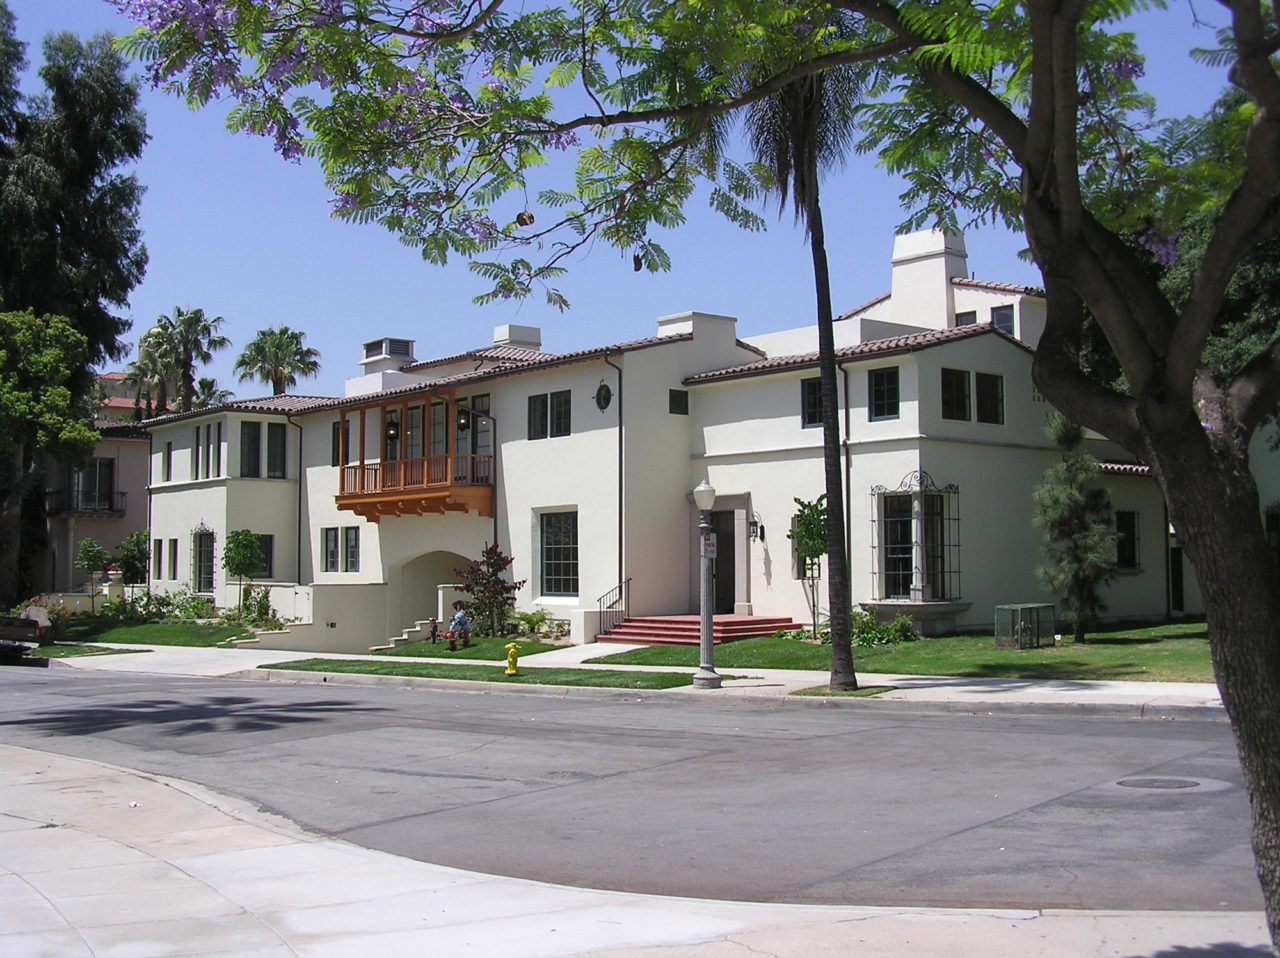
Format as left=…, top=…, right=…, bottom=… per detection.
left=336, top=454, right=494, bottom=522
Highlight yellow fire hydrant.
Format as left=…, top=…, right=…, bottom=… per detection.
left=504, top=642, right=522, bottom=676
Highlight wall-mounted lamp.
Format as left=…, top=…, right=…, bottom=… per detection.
left=384, top=419, right=400, bottom=443
left=457, top=409, right=471, bottom=432
left=749, top=512, right=766, bottom=542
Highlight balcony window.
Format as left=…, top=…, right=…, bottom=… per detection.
left=871, top=472, right=961, bottom=601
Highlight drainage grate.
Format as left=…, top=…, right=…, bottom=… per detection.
left=1116, top=777, right=1200, bottom=790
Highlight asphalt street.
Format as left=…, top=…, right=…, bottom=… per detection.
left=0, top=667, right=1262, bottom=913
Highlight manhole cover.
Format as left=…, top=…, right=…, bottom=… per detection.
left=1116, top=777, right=1200, bottom=790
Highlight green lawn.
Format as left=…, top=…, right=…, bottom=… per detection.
left=586, top=621, right=1213, bottom=683
left=262, top=658, right=694, bottom=689
left=373, top=635, right=561, bottom=660
left=63, top=620, right=251, bottom=647
left=30, top=644, right=150, bottom=659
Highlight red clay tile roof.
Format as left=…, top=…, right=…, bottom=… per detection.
left=141, top=395, right=335, bottom=425
left=836, top=292, right=891, bottom=321
left=952, top=277, right=1043, bottom=296
left=399, top=344, right=553, bottom=372
left=684, top=323, right=1031, bottom=385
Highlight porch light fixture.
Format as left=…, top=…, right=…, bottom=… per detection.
left=457, top=408, right=471, bottom=432
left=384, top=419, right=400, bottom=443
left=749, top=512, right=765, bottom=542
left=692, top=479, right=721, bottom=689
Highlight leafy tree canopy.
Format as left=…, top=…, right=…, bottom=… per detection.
left=0, top=3, right=147, bottom=371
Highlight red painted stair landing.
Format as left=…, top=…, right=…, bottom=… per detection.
left=595, top=614, right=803, bottom=646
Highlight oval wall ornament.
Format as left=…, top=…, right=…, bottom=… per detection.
left=595, top=382, right=612, bottom=411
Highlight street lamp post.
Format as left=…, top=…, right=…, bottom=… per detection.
left=692, top=479, right=721, bottom=689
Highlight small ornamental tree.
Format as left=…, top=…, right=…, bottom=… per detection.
left=221, top=529, right=264, bottom=615
left=115, top=530, right=150, bottom=586
left=454, top=542, right=526, bottom=637
left=787, top=495, right=827, bottom=635
left=1032, top=413, right=1118, bottom=644
left=74, top=537, right=112, bottom=614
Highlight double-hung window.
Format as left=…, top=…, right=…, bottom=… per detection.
left=240, top=422, right=261, bottom=477
left=323, top=528, right=339, bottom=573
left=343, top=527, right=360, bottom=572
left=1116, top=511, right=1139, bottom=568
left=991, top=304, right=1015, bottom=334
left=267, top=423, right=287, bottom=478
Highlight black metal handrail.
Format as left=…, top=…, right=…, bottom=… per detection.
left=596, top=577, right=631, bottom=635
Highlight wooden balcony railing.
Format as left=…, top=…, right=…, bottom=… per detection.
left=337, top=454, right=493, bottom=522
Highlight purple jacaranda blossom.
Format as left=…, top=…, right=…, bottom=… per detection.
left=1139, top=229, right=1179, bottom=266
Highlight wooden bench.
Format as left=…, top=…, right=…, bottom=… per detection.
left=0, top=616, right=47, bottom=668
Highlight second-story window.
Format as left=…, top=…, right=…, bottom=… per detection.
left=267, top=422, right=287, bottom=478
left=241, top=422, right=261, bottom=477
left=869, top=367, right=900, bottom=421
left=528, top=390, right=572, bottom=439
left=801, top=377, right=823, bottom=428
left=991, top=304, right=1014, bottom=334
left=941, top=368, right=971, bottom=421
left=975, top=373, right=1005, bottom=425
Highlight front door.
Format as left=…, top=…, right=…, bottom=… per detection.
left=711, top=511, right=736, bottom=614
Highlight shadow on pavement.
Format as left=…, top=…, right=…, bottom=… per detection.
left=0, top=695, right=385, bottom=735
left=1124, top=944, right=1273, bottom=957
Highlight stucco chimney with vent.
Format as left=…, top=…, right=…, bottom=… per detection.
left=492, top=324, right=541, bottom=350
left=360, top=337, right=416, bottom=374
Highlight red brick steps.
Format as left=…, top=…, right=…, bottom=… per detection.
left=595, top=615, right=803, bottom=646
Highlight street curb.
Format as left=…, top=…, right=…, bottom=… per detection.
left=236, top=665, right=1229, bottom=721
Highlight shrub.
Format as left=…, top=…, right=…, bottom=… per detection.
left=850, top=607, right=921, bottom=647
left=10, top=596, right=70, bottom=639
left=169, top=588, right=215, bottom=620
left=508, top=608, right=551, bottom=637
left=454, top=542, right=526, bottom=636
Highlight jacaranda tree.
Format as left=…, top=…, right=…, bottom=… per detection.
left=119, top=0, right=1280, bottom=942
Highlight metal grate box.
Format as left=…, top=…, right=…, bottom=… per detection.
left=994, top=604, right=1055, bottom=649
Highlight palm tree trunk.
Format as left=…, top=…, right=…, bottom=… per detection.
left=807, top=187, right=857, bottom=691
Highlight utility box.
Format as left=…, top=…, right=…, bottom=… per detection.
left=994, top=604, right=1055, bottom=649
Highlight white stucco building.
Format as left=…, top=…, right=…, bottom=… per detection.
left=142, top=230, right=1272, bottom=652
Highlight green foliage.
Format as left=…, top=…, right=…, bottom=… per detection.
left=9, top=595, right=69, bottom=638
left=74, top=538, right=112, bottom=578
left=234, top=325, right=321, bottom=395
left=220, top=584, right=283, bottom=630
left=454, top=543, right=526, bottom=636
left=148, top=307, right=229, bottom=412
left=0, top=13, right=146, bottom=373
left=167, top=586, right=214, bottom=620
left=1033, top=412, right=1118, bottom=643
left=115, top=531, right=150, bottom=585
left=849, top=607, right=920, bottom=647
left=787, top=494, right=827, bottom=572
left=508, top=607, right=552, bottom=637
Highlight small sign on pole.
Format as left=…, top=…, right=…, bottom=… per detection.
left=703, top=532, right=717, bottom=559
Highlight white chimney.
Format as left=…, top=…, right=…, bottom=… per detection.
left=889, top=230, right=968, bottom=330
left=493, top=324, right=541, bottom=350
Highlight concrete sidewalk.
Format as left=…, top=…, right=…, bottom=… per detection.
left=51, top=640, right=1229, bottom=721
left=0, top=743, right=1269, bottom=958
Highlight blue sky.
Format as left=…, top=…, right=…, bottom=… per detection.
left=12, top=0, right=1233, bottom=397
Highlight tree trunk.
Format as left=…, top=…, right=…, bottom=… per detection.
left=0, top=445, right=40, bottom=608
left=1144, top=425, right=1280, bottom=945
left=807, top=191, right=857, bottom=691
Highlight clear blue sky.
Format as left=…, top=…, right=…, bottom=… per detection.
left=11, top=0, right=1232, bottom=398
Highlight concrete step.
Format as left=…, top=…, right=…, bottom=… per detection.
left=596, top=615, right=803, bottom=645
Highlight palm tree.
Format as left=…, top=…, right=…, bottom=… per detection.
left=234, top=325, right=321, bottom=395
left=192, top=376, right=234, bottom=408
left=741, top=19, right=862, bottom=690
left=125, top=329, right=175, bottom=416
left=152, top=307, right=229, bottom=412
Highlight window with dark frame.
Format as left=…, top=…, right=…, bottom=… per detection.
left=167, top=538, right=178, bottom=580
left=549, top=389, right=571, bottom=437
left=975, top=372, right=1005, bottom=424
left=331, top=419, right=350, bottom=467
left=214, top=422, right=222, bottom=476
left=193, top=531, right=215, bottom=593
left=322, top=528, right=339, bottom=572
left=1116, top=510, right=1139, bottom=568
left=153, top=539, right=163, bottom=579
left=991, top=304, right=1015, bottom=334
left=528, top=391, right=572, bottom=439
left=941, top=368, right=971, bottom=421
left=163, top=441, right=173, bottom=482
left=801, top=377, right=823, bottom=428
left=343, top=527, right=360, bottom=572
left=240, top=422, right=261, bottom=477
left=252, top=535, right=275, bottom=578
left=869, top=367, right=900, bottom=421
left=955, top=310, right=977, bottom=326
left=203, top=424, right=213, bottom=478
left=264, top=422, right=285, bottom=478
left=527, top=394, right=549, bottom=440
left=669, top=389, right=689, bottom=415
left=192, top=427, right=200, bottom=478
left=540, top=511, right=579, bottom=596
